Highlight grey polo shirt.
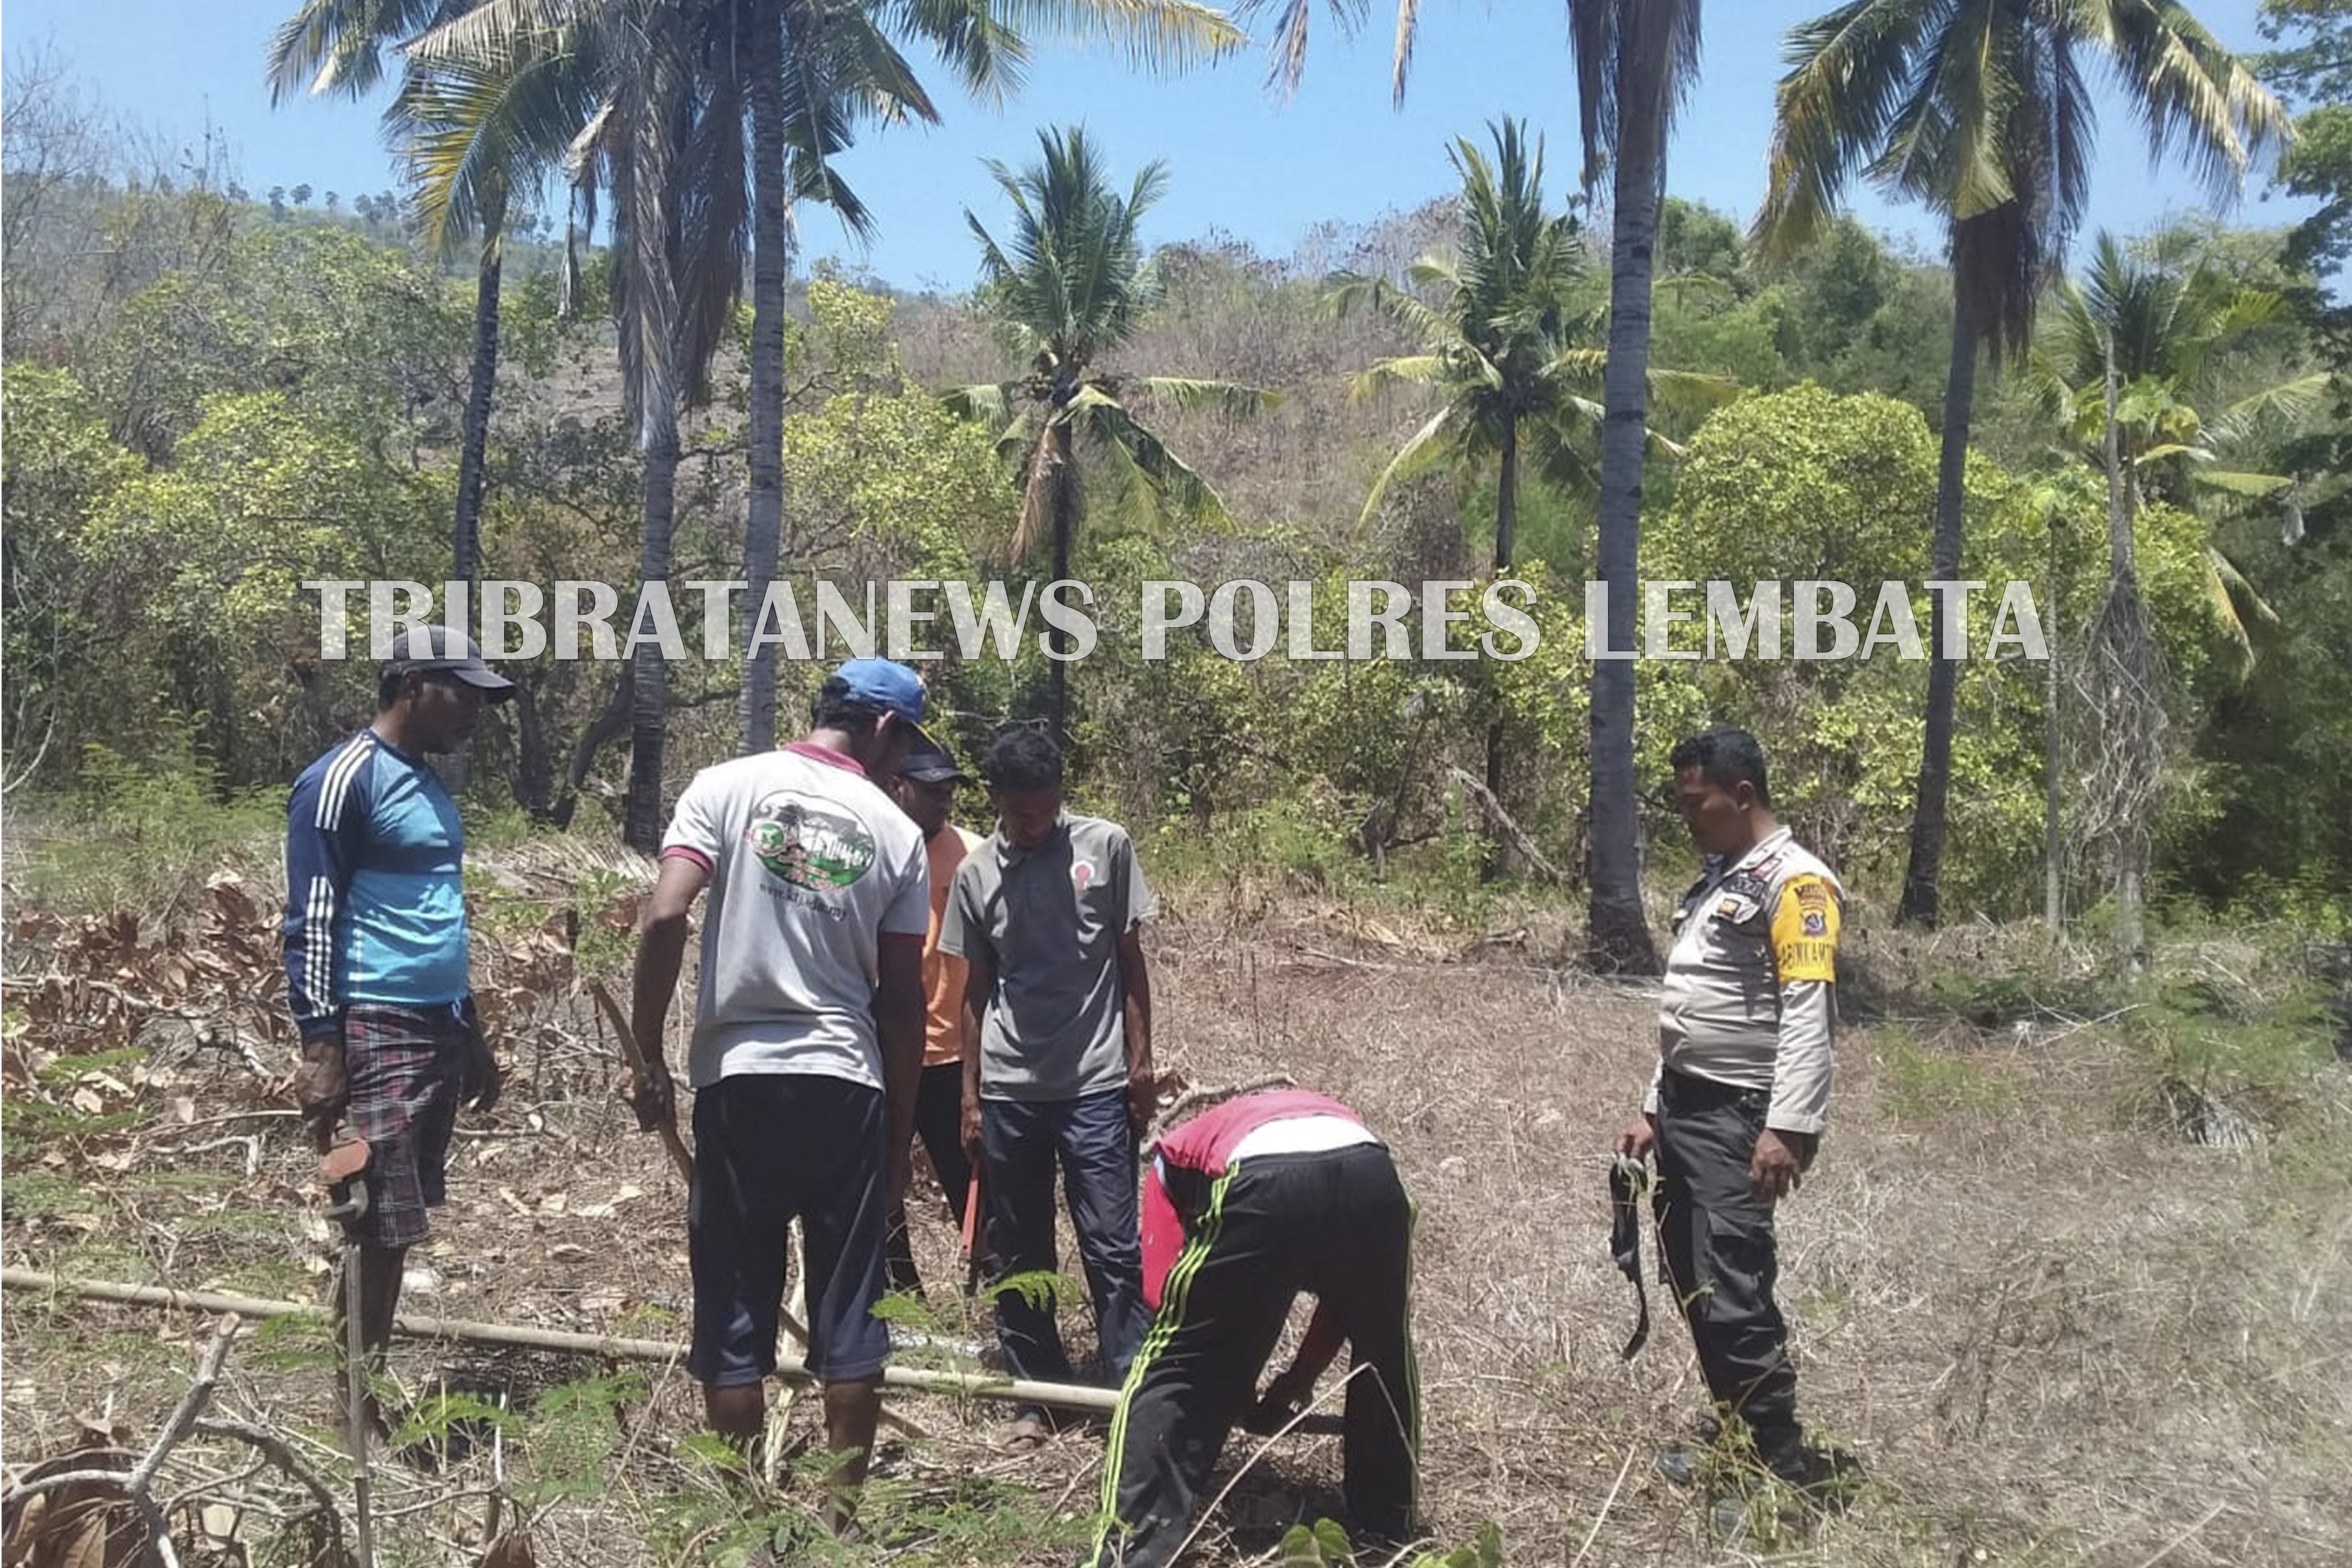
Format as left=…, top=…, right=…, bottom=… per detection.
left=939, top=813, right=1156, bottom=1102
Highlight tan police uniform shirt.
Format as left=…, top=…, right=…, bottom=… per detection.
left=1646, top=826, right=1844, bottom=1135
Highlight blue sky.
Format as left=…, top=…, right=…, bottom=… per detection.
left=6, top=0, right=2320, bottom=293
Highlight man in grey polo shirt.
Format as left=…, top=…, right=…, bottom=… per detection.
left=944, top=728, right=1157, bottom=1450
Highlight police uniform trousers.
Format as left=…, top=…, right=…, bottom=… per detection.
left=1652, top=1066, right=1812, bottom=1463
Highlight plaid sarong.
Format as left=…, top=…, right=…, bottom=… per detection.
left=343, top=1003, right=467, bottom=1249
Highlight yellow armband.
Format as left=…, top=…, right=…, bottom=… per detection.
left=1770, top=875, right=1840, bottom=984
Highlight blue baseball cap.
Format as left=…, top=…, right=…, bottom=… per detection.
left=834, top=657, right=926, bottom=722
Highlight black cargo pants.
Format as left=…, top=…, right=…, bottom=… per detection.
left=1090, top=1143, right=1419, bottom=1568
left=1651, top=1068, right=1814, bottom=1464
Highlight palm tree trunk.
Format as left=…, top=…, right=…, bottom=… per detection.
left=1485, top=418, right=1517, bottom=823
left=445, top=202, right=503, bottom=799
left=1584, top=7, right=1668, bottom=976
left=1896, top=296, right=1977, bottom=928
left=1048, top=419, right=1078, bottom=745
left=452, top=193, right=504, bottom=590
left=627, top=411, right=679, bottom=852
left=739, top=0, right=788, bottom=757
left=620, top=30, right=687, bottom=856
left=2043, top=505, right=2063, bottom=932
left=2102, top=334, right=2148, bottom=975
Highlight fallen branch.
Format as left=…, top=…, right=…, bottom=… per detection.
left=2, top=1311, right=244, bottom=1568
left=1444, top=766, right=1570, bottom=886
left=188, top=1419, right=344, bottom=1548
left=1149, top=1075, right=1298, bottom=1148
left=2, top=1269, right=1120, bottom=1414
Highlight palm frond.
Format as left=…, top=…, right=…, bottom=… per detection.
left=1066, top=385, right=1234, bottom=528
left=1571, top=0, right=1702, bottom=194
left=267, top=0, right=448, bottom=104
left=2188, top=467, right=2293, bottom=497
left=2212, top=370, right=2331, bottom=439
left=881, top=0, right=1034, bottom=106
left=397, top=28, right=602, bottom=252
left=1134, top=377, right=1284, bottom=417
left=980, top=0, right=1246, bottom=76
left=1346, top=354, right=1445, bottom=403
left=942, top=381, right=1021, bottom=425
left=1357, top=404, right=1462, bottom=527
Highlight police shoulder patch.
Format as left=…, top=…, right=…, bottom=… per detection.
left=1770, top=874, right=1840, bottom=982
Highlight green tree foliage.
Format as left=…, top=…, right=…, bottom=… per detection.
left=84, top=223, right=472, bottom=462
left=2, top=365, right=144, bottom=789
left=4, top=46, right=2346, bottom=932
left=950, top=123, right=1279, bottom=739
left=1759, top=0, right=2293, bottom=930
left=1647, top=383, right=2238, bottom=909
left=2258, top=0, right=2352, bottom=282
left=784, top=280, right=1013, bottom=582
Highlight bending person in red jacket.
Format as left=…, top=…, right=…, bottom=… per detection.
left=1089, top=1087, right=1421, bottom=1568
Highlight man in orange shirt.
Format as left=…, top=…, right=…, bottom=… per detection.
left=884, top=736, right=988, bottom=1296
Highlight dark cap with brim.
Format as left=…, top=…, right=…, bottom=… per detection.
left=381, top=628, right=517, bottom=702
left=898, top=736, right=971, bottom=785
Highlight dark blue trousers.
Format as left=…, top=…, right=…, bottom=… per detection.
left=980, top=1089, right=1149, bottom=1419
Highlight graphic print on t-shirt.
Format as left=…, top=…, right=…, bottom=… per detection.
left=747, top=790, right=876, bottom=890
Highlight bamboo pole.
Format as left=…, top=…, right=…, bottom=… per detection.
left=1, top=1267, right=1121, bottom=1414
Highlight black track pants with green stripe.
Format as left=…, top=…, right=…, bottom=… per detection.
left=1092, top=1143, right=1419, bottom=1568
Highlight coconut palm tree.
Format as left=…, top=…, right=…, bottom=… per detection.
left=2036, top=229, right=2327, bottom=668
left=266, top=0, right=540, bottom=591
left=407, top=3, right=1241, bottom=840
left=1328, top=119, right=1601, bottom=566
left=1329, top=116, right=1728, bottom=810
left=731, top=0, right=1241, bottom=752
left=1564, top=0, right=1705, bottom=975
left=1227, top=1, right=1705, bottom=973
left=408, top=1, right=1245, bottom=828
left=1755, top=0, right=2291, bottom=929
left=947, top=124, right=1278, bottom=741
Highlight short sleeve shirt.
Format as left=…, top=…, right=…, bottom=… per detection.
left=920, top=825, right=985, bottom=1067
left=938, top=813, right=1155, bottom=1102
left=661, top=742, right=929, bottom=1091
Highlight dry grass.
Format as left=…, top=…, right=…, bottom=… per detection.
left=5, top=863, right=2349, bottom=1568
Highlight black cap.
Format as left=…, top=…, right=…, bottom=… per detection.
left=898, top=736, right=971, bottom=785
left=381, top=628, right=517, bottom=702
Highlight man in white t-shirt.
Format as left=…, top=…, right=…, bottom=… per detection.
left=630, top=658, right=931, bottom=1532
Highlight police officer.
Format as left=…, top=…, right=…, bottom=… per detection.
left=1615, top=725, right=1856, bottom=1499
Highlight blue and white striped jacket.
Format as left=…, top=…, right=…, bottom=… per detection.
left=281, top=730, right=473, bottom=1038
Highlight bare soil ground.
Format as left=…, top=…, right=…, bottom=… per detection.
left=4, top=851, right=2348, bottom=1568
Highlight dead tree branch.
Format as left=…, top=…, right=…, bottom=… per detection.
left=1445, top=767, right=1570, bottom=886
left=2, top=1312, right=244, bottom=1568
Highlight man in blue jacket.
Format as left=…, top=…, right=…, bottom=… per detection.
left=283, top=629, right=510, bottom=1433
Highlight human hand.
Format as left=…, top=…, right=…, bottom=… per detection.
left=1125, top=1069, right=1158, bottom=1138
left=461, top=1026, right=503, bottom=1115
left=1749, top=1129, right=1808, bottom=1201
left=1614, top=1114, right=1656, bottom=1161
left=631, top=1061, right=675, bottom=1133
left=1244, top=1371, right=1312, bottom=1436
left=961, top=1094, right=984, bottom=1164
left=889, top=1142, right=915, bottom=1207
left=295, top=1034, right=348, bottom=1147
